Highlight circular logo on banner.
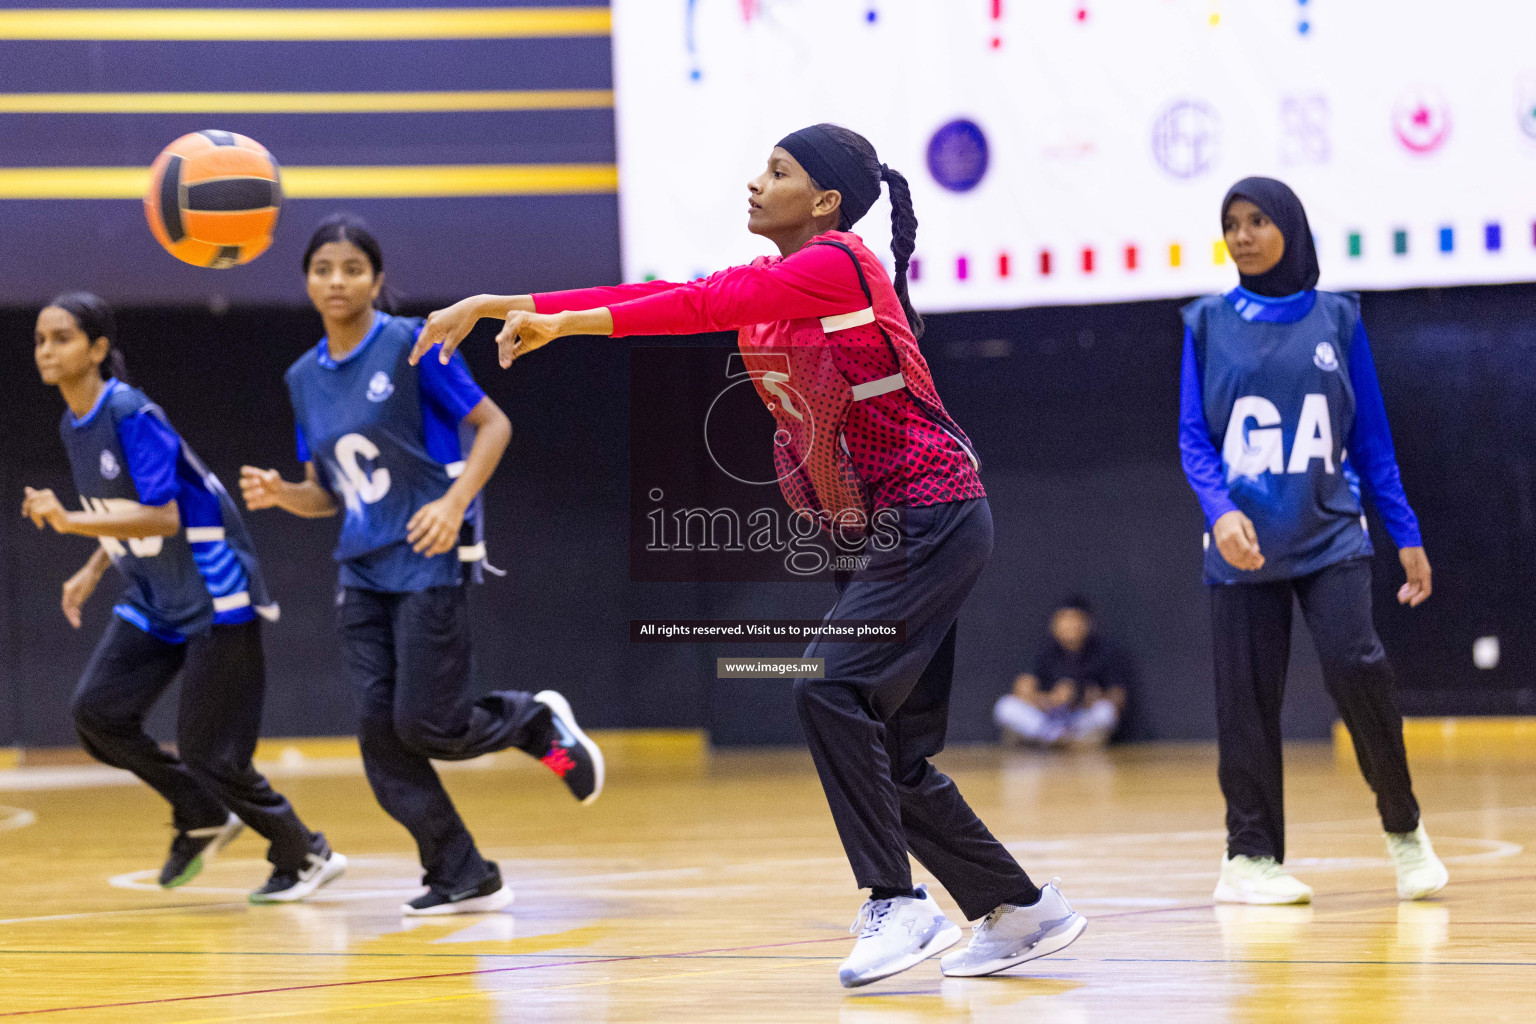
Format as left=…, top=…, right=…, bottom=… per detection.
left=1392, top=87, right=1451, bottom=154
left=1517, top=74, right=1536, bottom=142
left=1152, top=101, right=1221, bottom=179
left=926, top=120, right=989, bottom=193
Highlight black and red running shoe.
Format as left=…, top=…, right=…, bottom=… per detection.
left=533, top=690, right=605, bottom=805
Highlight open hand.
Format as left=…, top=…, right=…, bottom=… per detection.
left=1398, top=546, right=1432, bottom=607
left=410, top=295, right=493, bottom=366
left=21, top=487, right=71, bottom=533
left=1213, top=509, right=1265, bottom=572
left=239, top=466, right=285, bottom=511
left=494, top=311, right=564, bottom=368
left=407, top=495, right=467, bottom=557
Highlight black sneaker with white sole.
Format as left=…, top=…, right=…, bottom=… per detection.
left=533, top=690, right=604, bottom=805
left=160, top=812, right=244, bottom=888
left=402, top=862, right=514, bottom=916
left=249, top=833, right=348, bottom=904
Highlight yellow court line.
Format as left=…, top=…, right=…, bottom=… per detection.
left=0, top=7, right=610, bottom=41
left=0, top=89, right=613, bottom=114
left=0, top=163, right=618, bottom=199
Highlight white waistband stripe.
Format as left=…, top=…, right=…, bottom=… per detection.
left=185, top=527, right=225, bottom=543
left=820, top=307, right=876, bottom=332
left=212, top=591, right=251, bottom=613
left=851, top=372, right=907, bottom=402
left=458, top=542, right=487, bottom=562
left=445, top=460, right=467, bottom=479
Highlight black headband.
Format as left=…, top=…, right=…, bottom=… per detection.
left=777, top=126, right=882, bottom=228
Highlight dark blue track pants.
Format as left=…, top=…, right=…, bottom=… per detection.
left=793, top=498, right=1036, bottom=921
left=337, top=585, right=551, bottom=892
left=73, top=617, right=315, bottom=871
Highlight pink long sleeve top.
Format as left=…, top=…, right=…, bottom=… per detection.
left=533, top=232, right=984, bottom=509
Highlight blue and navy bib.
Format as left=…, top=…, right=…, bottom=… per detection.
left=285, top=313, right=482, bottom=592
left=1184, top=289, right=1372, bottom=583
left=61, top=381, right=275, bottom=640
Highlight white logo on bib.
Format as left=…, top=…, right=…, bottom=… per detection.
left=1313, top=341, right=1339, bottom=372
left=99, top=450, right=120, bottom=480
left=366, top=371, right=395, bottom=403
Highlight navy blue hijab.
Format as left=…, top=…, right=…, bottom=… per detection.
left=1221, top=176, right=1320, bottom=297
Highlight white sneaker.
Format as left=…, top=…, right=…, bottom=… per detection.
left=249, top=839, right=348, bottom=905
left=940, top=880, right=1087, bottom=978
left=1386, top=823, right=1449, bottom=900
left=838, top=884, right=962, bottom=989
left=1214, top=854, right=1313, bottom=905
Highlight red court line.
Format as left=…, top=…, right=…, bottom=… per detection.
left=0, top=935, right=851, bottom=1017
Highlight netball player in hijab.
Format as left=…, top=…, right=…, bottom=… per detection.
left=410, top=125, right=1085, bottom=986
left=241, top=216, right=604, bottom=916
left=23, top=292, right=343, bottom=902
left=1180, top=177, right=1446, bottom=904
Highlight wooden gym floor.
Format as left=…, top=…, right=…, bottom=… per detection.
left=0, top=728, right=1533, bottom=1023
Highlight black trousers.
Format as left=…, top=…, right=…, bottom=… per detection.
left=1211, top=557, right=1420, bottom=861
left=337, top=585, right=551, bottom=892
left=72, top=617, right=315, bottom=871
left=793, top=498, right=1035, bottom=921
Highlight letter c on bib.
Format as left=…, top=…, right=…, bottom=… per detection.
left=334, top=433, right=391, bottom=505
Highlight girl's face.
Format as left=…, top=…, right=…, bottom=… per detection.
left=306, top=240, right=382, bottom=322
left=747, top=148, right=840, bottom=239
left=1223, top=199, right=1286, bottom=278
left=34, top=306, right=105, bottom=387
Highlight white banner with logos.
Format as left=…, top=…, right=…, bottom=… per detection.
left=612, top=0, right=1536, bottom=310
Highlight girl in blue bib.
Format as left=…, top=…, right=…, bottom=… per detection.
left=240, top=216, right=605, bottom=916
left=1180, top=178, right=1446, bottom=905
left=22, top=291, right=342, bottom=902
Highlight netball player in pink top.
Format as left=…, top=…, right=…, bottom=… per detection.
left=412, top=124, right=1086, bottom=987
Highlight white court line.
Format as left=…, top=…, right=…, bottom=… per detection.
left=0, top=805, right=37, bottom=831
left=1004, top=825, right=1525, bottom=870
left=0, top=754, right=532, bottom=792
left=108, top=868, right=422, bottom=903
left=0, top=765, right=139, bottom=791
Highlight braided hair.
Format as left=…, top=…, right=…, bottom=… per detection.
left=809, top=125, right=925, bottom=341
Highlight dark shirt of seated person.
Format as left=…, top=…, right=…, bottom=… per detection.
left=995, top=596, right=1130, bottom=748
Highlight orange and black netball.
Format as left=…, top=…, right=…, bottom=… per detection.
left=144, top=130, right=282, bottom=269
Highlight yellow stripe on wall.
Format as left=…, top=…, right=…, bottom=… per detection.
left=0, top=163, right=619, bottom=199
left=0, top=89, right=614, bottom=114
left=0, top=7, right=611, bottom=41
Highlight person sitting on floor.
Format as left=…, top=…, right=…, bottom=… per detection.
left=994, top=596, right=1130, bottom=749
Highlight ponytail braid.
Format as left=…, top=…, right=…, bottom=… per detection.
left=808, top=124, right=927, bottom=341
left=878, top=163, right=924, bottom=340
left=106, top=348, right=131, bottom=384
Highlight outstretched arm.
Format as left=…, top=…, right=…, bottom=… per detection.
left=412, top=244, right=867, bottom=366
left=409, top=281, right=683, bottom=366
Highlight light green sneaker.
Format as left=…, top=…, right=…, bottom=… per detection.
left=1386, top=823, right=1449, bottom=900
left=1214, top=854, right=1314, bottom=905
